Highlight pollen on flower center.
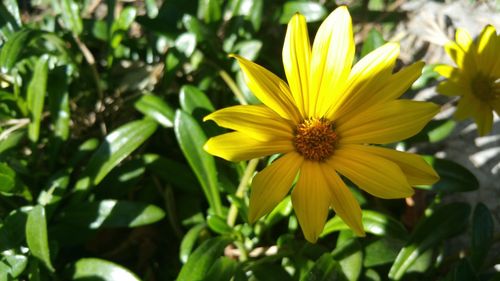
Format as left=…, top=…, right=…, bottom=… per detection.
left=293, top=118, right=338, bottom=162
left=471, top=73, right=500, bottom=101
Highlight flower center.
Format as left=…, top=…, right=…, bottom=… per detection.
left=293, top=118, right=338, bottom=162
left=471, top=73, right=500, bottom=102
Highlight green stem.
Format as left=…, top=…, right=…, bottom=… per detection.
left=227, top=158, right=259, bottom=227
left=219, top=70, right=247, bottom=105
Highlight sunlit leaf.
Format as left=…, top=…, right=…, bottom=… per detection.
left=71, top=258, right=141, bottom=281
left=26, top=205, right=54, bottom=272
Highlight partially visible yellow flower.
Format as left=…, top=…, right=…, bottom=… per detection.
left=436, top=25, right=500, bottom=136
left=204, top=6, right=439, bottom=243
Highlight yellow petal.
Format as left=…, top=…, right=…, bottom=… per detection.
left=249, top=152, right=303, bottom=222
left=454, top=93, right=481, bottom=120
left=291, top=161, right=330, bottom=243
left=353, top=145, right=439, bottom=185
left=230, top=55, right=301, bottom=122
left=337, top=100, right=440, bottom=144
left=371, top=61, right=425, bottom=102
left=310, top=6, right=354, bottom=117
left=328, top=43, right=400, bottom=119
left=204, top=105, right=293, bottom=141
left=204, top=132, right=293, bottom=162
left=444, top=28, right=476, bottom=72
left=476, top=25, right=498, bottom=75
left=283, top=13, right=311, bottom=117
left=327, top=145, right=414, bottom=199
left=474, top=102, right=494, bottom=136
left=434, top=65, right=457, bottom=79
left=320, top=165, right=365, bottom=236
left=456, top=28, right=473, bottom=52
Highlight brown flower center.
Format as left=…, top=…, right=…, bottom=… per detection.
left=471, top=73, right=500, bottom=102
left=293, top=118, right=338, bottom=162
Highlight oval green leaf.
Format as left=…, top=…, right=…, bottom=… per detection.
left=134, top=94, right=174, bottom=127
left=81, top=119, right=158, bottom=188
left=179, top=85, right=214, bottom=115
left=305, top=253, right=348, bottom=281
left=179, top=223, right=207, bottom=263
left=70, top=258, right=140, bottom=281
left=470, top=203, right=494, bottom=269
left=321, top=210, right=408, bottom=239
left=27, top=56, right=49, bottom=142
left=26, top=205, right=54, bottom=272
left=56, top=200, right=165, bottom=229
left=174, top=110, right=222, bottom=216
left=280, top=2, right=327, bottom=23
left=0, top=162, right=15, bottom=193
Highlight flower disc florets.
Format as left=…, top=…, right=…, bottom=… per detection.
left=471, top=73, right=500, bottom=102
left=293, top=118, right=338, bottom=161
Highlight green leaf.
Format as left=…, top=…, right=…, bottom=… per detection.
left=363, top=237, right=405, bottom=267
left=361, top=28, right=385, bottom=58
left=0, top=0, right=21, bottom=35
left=417, top=157, right=479, bottom=193
left=204, top=257, right=237, bottom=281
left=412, top=64, right=441, bottom=90
left=179, top=85, right=214, bottom=115
left=70, top=258, right=141, bottom=281
left=333, top=238, right=362, bottom=281
left=3, top=254, right=28, bottom=278
left=0, top=207, right=30, bottom=252
left=27, top=56, right=49, bottom=142
left=280, top=2, right=327, bottom=24
left=174, top=110, right=222, bottom=216
left=56, top=200, right=165, bottom=229
left=179, top=223, right=207, bottom=263
left=134, top=94, right=175, bottom=127
left=389, top=202, right=471, bottom=280
left=25, top=205, right=54, bottom=272
left=0, top=28, right=36, bottom=71
left=321, top=210, right=408, bottom=239
left=79, top=119, right=158, bottom=188
left=177, top=237, right=231, bottom=281
left=197, top=0, right=221, bottom=23
left=60, top=0, right=83, bottom=35
left=470, top=203, right=494, bottom=269
left=110, top=7, right=137, bottom=48
left=0, top=162, right=15, bottom=193
left=207, top=215, right=232, bottom=235
left=304, top=253, right=348, bottom=281
left=0, top=130, right=24, bottom=154
left=47, top=66, right=70, bottom=141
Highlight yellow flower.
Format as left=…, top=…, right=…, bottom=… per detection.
left=436, top=25, right=500, bottom=136
left=204, top=6, right=439, bottom=243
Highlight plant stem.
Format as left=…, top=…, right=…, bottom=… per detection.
left=219, top=70, right=247, bottom=105
left=227, top=158, right=259, bottom=227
